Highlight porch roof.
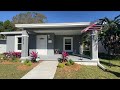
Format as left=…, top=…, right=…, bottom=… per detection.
left=15, top=22, right=90, bottom=29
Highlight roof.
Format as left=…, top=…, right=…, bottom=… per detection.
left=0, top=31, right=22, bottom=35
left=81, top=20, right=102, bottom=33
left=0, top=22, right=91, bottom=35
left=15, top=22, right=90, bottom=28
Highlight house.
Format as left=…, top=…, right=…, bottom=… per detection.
left=0, top=22, right=107, bottom=65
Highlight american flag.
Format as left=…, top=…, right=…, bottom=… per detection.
left=81, top=20, right=102, bottom=33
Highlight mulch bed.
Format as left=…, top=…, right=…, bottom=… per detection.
left=0, top=60, right=43, bottom=71
left=17, top=60, right=43, bottom=71
left=17, top=63, right=38, bottom=71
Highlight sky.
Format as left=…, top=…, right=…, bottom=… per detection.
left=0, top=11, right=120, bottom=23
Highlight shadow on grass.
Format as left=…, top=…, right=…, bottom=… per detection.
left=100, top=61, right=120, bottom=67
left=100, top=60, right=120, bottom=77
left=99, top=53, right=120, bottom=60
left=105, top=69, right=120, bottom=77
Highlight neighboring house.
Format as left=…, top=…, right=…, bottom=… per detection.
left=0, top=22, right=107, bottom=61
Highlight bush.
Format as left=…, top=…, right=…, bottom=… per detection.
left=11, top=59, right=17, bottom=62
left=30, top=51, right=38, bottom=62
left=24, top=60, right=32, bottom=66
left=3, top=56, right=8, bottom=60
left=61, top=51, right=69, bottom=62
left=26, top=62, right=32, bottom=66
left=3, top=51, right=21, bottom=59
left=65, top=61, right=71, bottom=66
left=58, top=58, right=63, bottom=63
left=83, top=51, right=90, bottom=56
left=69, top=59, right=75, bottom=65
left=57, top=63, right=65, bottom=68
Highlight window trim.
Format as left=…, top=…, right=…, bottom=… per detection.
left=63, top=37, right=73, bottom=52
left=15, top=35, right=22, bottom=52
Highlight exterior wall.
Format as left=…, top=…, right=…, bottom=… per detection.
left=4, top=32, right=107, bottom=57
left=29, top=33, right=55, bottom=55
left=0, top=40, right=6, bottom=53
left=6, top=35, right=15, bottom=52
left=29, top=34, right=36, bottom=55
left=6, top=35, right=22, bottom=52
left=47, top=33, right=55, bottom=55
left=54, top=35, right=81, bottom=54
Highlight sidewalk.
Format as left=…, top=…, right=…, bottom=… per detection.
left=21, top=61, right=58, bottom=79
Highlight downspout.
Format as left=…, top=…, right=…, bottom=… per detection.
left=97, top=61, right=107, bottom=71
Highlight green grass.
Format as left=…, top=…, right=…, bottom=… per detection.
left=0, top=54, right=39, bottom=79
left=54, top=59, right=120, bottom=79
left=0, top=63, right=31, bottom=79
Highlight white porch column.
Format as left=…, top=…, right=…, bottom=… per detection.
left=21, top=30, right=29, bottom=60
left=79, top=43, right=83, bottom=55
left=90, top=30, right=99, bottom=61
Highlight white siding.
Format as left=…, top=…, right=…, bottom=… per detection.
left=0, top=40, right=6, bottom=54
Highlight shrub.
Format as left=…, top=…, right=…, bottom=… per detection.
left=26, top=61, right=32, bottom=66
left=69, top=59, right=75, bottom=65
left=30, top=51, right=38, bottom=62
left=61, top=51, right=69, bottom=62
left=12, top=59, right=18, bottom=62
left=65, top=61, right=71, bottom=66
left=58, top=58, right=63, bottom=63
left=24, top=60, right=32, bottom=66
left=12, top=52, right=21, bottom=58
left=3, top=56, right=8, bottom=60
left=3, top=51, right=21, bottom=59
left=83, top=51, right=90, bottom=56
left=57, top=63, right=65, bottom=68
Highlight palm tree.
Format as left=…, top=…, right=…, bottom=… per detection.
left=99, top=15, right=120, bottom=56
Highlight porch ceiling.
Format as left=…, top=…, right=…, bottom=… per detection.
left=33, top=30, right=82, bottom=35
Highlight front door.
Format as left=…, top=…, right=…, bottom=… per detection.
left=36, top=35, right=47, bottom=55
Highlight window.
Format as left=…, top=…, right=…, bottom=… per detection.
left=63, top=37, right=73, bottom=52
left=15, top=36, right=22, bottom=52
left=17, top=37, right=22, bottom=50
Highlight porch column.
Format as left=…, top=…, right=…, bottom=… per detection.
left=79, top=43, right=83, bottom=55
left=21, top=30, right=29, bottom=60
left=90, top=30, right=99, bottom=61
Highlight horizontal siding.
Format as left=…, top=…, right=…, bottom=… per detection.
left=0, top=40, right=6, bottom=53
left=6, top=36, right=15, bottom=52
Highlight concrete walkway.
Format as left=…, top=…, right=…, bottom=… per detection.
left=21, top=61, right=58, bottom=79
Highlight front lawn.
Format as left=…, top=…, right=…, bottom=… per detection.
left=0, top=61, right=40, bottom=79
left=0, top=53, right=41, bottom=79
left=54, top=59, right=120, bottom=79
left=0, top=51, right=42, bottom=79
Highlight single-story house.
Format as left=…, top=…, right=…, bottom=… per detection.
left=0, top=22, right=107, bottom=65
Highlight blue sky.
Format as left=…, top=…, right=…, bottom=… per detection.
left=0, top=11, right=120, bottom=23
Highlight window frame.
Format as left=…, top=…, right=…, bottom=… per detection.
left=15, top=35, right=22, bottom=52
left=63, top=37, right=73, bottom=52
